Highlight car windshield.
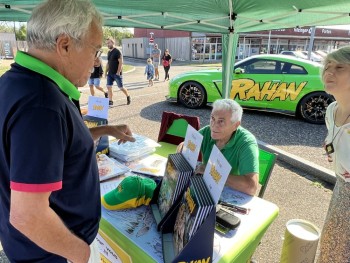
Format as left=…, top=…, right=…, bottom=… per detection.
left=235, top=57, right=307, bottom=74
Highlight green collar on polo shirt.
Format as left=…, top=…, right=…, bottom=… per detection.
left=14, top=51, right=80, bottom=101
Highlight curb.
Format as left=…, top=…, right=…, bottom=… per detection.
left=258, top=140, right=336, bottom=185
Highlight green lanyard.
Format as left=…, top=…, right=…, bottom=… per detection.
left=14, top=51, right=80, bottom=101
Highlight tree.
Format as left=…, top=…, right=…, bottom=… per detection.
left=15, top=24, right=26, bottom=40
left=103, top=26, right=133, bottom=46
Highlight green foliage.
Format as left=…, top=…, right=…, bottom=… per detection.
left=102, top=27, right=133, bottom=45
left=0, top=23, right=134, bottom=43
left=15, top=24, right=26, bottom=40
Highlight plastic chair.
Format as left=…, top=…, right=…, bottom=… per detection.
left=258, top=148, right=277, bottom=198
left=155, top=111, right=200, bottom=157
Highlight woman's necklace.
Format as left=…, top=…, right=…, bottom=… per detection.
left=325, top=107, right=350, bottom=155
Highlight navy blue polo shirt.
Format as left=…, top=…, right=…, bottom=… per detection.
left=0, top=52, right=101, bottom=262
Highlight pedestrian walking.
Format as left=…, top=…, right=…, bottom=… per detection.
left=162, top=49, right=172, bottom=81
left=144, top=58, right=155, bottom=87
left=151, top=43, right=161, bottom=81
left=89, top=55, right=108, bottom=97
left=105, top=38, right=131, bottom=105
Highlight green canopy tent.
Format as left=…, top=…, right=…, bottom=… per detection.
left=1, top=0, right=350, bottom=97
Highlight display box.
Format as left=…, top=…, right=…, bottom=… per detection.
left=83, top=115, right=109, bottom=155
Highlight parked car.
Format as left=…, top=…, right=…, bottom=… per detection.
left=300, top=51, right=323, bottom=63
left=280, top=50, right=308, bottom=60
left=167, top=54, right=334, bottom=124
left=314, top=50, right=328, bottom=58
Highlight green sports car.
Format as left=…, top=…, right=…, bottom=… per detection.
left=167, top=54, right=334, bottom=124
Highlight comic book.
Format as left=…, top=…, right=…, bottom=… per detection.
left=127, top=154, right=167, bottom=177
left=173, top=175, right=203, bottom=255
left=97, top=154, right=130, bottom=182
left=157, top=153, right=193, bottom=219
left=109, top=134, right=160, bottom=162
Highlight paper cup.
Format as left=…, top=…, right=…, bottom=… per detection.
left=280, top=219, right=320, bottom=263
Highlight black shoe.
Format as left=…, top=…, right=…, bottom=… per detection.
left=104, top=92, right=108, bottom=98
left=109, top=100, right=113, bottom=105
left=127, top=96, right=131, bottom=105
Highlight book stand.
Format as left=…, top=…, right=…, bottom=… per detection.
left=151, top=181, right=216, bottom=263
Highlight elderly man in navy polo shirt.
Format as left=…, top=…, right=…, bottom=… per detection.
left=0, top=0, right=135, bottom=262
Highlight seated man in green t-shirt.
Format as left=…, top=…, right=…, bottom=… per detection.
left=178, top=99, right=259, bottom=196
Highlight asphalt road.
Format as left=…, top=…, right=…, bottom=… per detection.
left=0, top=59, right=334, bottom=262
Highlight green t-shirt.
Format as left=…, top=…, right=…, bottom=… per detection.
left=199, top=125, right=259, bottom=176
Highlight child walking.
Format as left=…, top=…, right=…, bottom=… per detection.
left=144, top=58, right=155, bottom=87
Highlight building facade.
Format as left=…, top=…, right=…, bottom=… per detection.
left=122, top=27, right=350, bottom=62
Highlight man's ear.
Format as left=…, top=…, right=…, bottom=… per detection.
left=56, top=34, right=71, bottom=57
left=234, top=120, right=241, bottom=130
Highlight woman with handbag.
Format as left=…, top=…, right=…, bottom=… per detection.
left=162, top=49, right=172, bottom=81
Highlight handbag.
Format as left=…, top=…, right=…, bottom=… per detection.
left=162, top=59, right=169, bottom=67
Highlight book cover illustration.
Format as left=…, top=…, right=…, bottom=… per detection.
left=157, top=153, right=193, bottom=219
left=97, top=154, right=130, bottom=182
left=181, top=125, right=203, bottom=170
left=157, top=157, right=179, bottom=219
left=203, top=144, right=232, bottom=204
left=173, top=176, right=204, bottom=255
left=127, top=154, right=167, bottom=177
left=100, top=177, right=163, bottom=262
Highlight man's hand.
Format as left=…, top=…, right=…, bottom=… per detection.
left=89, top=124, right=135, bottom=143
left=109, top=124, right=135, bottom=144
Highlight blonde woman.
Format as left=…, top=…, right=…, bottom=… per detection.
left=318, top=46, right=350, bottom=263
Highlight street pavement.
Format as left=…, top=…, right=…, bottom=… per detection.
left=0, top=58, right=334, bottom=262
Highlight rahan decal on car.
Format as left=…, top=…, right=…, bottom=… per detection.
left=230, top=79, right=307, bottom=101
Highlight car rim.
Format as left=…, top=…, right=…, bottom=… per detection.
left=302, top=94, right=332, bottom=123
left=180, top=84, right=203, bottom=107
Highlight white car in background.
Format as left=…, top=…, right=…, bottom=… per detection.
left=301, top=51, right=323, bottom=63
left=314, top=50, right=328, bottom=58
left=280, top=50, right=308, bottom=60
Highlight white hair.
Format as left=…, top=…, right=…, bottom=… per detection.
left=27, top=0, right=103, bottom=50
left=212, top=99, right=243, bottom=123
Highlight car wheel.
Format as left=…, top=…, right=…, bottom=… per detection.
left=299, top=92, right=334, bottom=124
left=178, top=81, right=206, bottom=109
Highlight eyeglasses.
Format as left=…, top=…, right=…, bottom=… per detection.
left=84, top=42, right=102, bottom=58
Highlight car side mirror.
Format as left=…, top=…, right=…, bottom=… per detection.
left=235, top=68, right=244, bottom=74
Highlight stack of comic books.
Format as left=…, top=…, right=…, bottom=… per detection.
left=97, top=154, right=130, bottom=182
left=156, top=153, right=193, bottom=221
left=173, top=175, right=215, bottom=255
left=109, top=134, right=160, bottom=162
left=169, top=144, right=232, bottom=261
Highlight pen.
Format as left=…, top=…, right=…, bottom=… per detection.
left=218, top=200, right=250, bottom=215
